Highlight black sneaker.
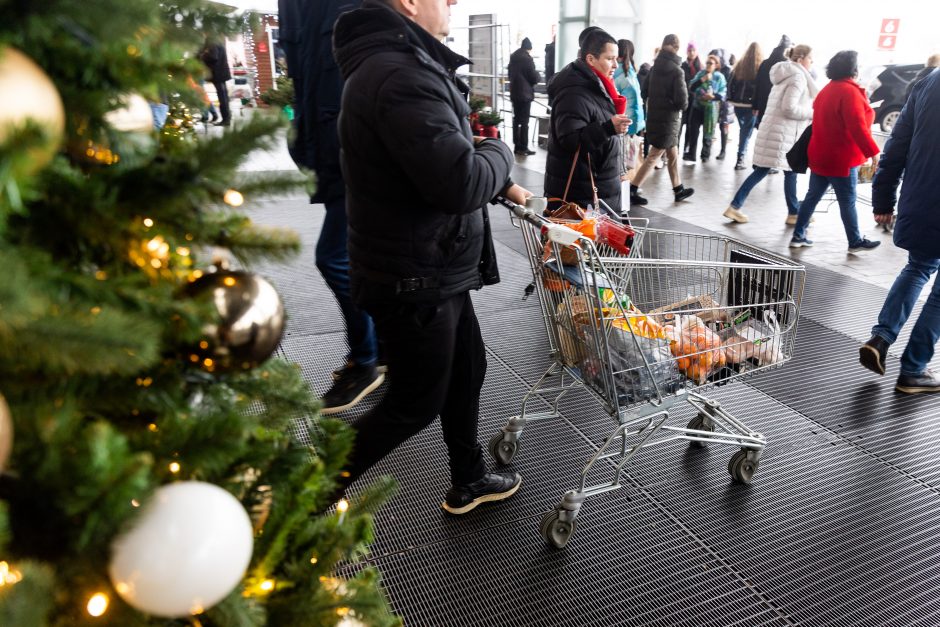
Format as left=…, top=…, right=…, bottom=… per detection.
left=859, top=335, right=889, bottom=375
left=321, top=363, right=384, bottom=415
left=896, top=369, right=940, bottom=394
left=629, top=193, right=648, bottom=206
left=734, top=156, right=746, bottom=170
left=332, top=359, right=387, bottom=380
left=716, top=150, right=726, bottom=160
left=442, top=472, right=522, bottom=515
left=848, top=238, right=881, bottom=253
left=674, top=185, right=694, bottom=202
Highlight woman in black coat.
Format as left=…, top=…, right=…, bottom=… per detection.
left=544, top=28, right=630, bottom=214
left=628, top=34, right=694, bottom=205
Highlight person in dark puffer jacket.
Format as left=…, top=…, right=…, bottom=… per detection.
left=860, top=70, right=940, bottom=394
left=629, top=34, right=695, bottom=205
left=544, top=28, right=631, bottom=215
left=508, top=37, right=540, bottom=155
left=333, top=0, right=532, bottom=515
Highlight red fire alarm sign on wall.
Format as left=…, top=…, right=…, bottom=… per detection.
left=878, top=18, right=899, bottom=51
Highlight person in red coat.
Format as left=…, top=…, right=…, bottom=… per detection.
left=789, top=50, right=881, bottom=252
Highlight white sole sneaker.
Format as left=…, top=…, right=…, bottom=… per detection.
left=723, top=207, right=749, bottom=223
left=441, top=477, right=522, bottom=515
left=320, top=373, right=385, bottom=415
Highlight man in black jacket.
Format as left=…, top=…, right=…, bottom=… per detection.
left=508, top=37, right=540, bottom=156
left=199, top=38, right=232, bottom=127
left=278, top=0, right=384, bottom=416
left=334, top=0, right=531, bottom=514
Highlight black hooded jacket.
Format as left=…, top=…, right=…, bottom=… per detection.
left=645, top=49, right=687, bottom=148
left=508, top=47, right=540, bottom=102
left=333, top=1, right=513, bottom=302
left=544, top=59, right=621, bottom=210
left=754, top=43, right=789, bottom=121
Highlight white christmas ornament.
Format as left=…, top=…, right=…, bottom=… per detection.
left=104, top=93, right=154, bottom=133
left=108, top=481, right=253, bottom=617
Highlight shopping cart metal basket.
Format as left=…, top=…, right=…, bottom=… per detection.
left=490, top=198, right=806, bottom=548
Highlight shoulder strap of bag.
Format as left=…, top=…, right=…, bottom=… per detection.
left=586, top=153, right=599, bottom=210
left=562, top=145, right=581, bottom=202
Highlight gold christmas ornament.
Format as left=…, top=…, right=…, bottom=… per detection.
left=0, top=393, right=13, bottom=472
left=0, top=46, right=66, bottom=173
left=185, top=270, right=285, bottom=372
left=104, top=94, right=154, bottom=133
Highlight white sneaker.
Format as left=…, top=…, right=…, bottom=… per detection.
left=723, top=206, right=749, bottom=223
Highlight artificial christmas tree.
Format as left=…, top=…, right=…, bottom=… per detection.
left=0, top=0, right=397, bottom=624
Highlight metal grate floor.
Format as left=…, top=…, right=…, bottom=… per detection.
left=252, top=191, right=940, bottom=626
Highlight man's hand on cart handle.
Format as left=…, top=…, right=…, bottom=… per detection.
left=503, top=183, right=533, bottom=205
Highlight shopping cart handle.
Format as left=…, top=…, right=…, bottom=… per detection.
left=494, top=195, right=547, bottom=223
left=494, top=195, right=582, bottom=245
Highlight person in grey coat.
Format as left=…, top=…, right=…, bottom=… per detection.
left=628, top=34, right=694, bottom=205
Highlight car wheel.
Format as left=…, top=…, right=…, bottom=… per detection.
left=879, top=107, right=902, bottom=133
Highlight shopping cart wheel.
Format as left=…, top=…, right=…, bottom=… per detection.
left=539, top=509, right=577, bottom=549
left=488, top=430, right=519, bottom=465
left=686, top=414, right=714, bottom=448
left=728, top=449, right=758, bottom=484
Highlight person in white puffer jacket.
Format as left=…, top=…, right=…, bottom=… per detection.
left=723, top=45, right=818, bottom=224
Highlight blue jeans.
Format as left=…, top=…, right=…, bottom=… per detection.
left=317, top=197, right=378, bottom=367
left=734, top=107, right=756, bottom=159
left=730, top=166, right=800, bottom=213
left=872, top=253, right=940, bottom=376
left=793, top=168, right=863, bottom=245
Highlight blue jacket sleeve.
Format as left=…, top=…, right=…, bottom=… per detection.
left=871, top=89, right=915, bottom=213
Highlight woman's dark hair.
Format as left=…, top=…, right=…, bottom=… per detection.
left=579, top=29, right=616, bottom=62
left=617, top=39, right=636, bottom=72
left=826, top=50, right=858, bottom=80
left=578, top=26, right=602, bottom=48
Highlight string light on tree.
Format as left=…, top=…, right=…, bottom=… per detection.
left=86, top=592, right=110, bottom=617
left=0, top=561, right=23, bottom=586
left=223, top=189, right=244, bottom=206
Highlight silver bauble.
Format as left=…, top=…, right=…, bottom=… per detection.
left=186, top=270, right=285, bottom=372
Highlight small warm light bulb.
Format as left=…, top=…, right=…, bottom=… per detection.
left=336, top=607, right=350, bottom=617
left=168, top=461, right=181, bottom=474
left=87, top=592, right=109, bottom=617
left=223, top=276, right=237, bottom=287
left=336, top=499, right=349, bottom=513
left=142, top=218, right=154, bottom=228
left=0, top=561, right=23, bottom=585
left=203, top=358, right=214, bottom=368
left=131, top=499, right=140, bottom=508
left=259, top=579, right=275, bottom=592
left=310, top=556, right=318, bottom=565
left=223, top=189, right=244, bottom=207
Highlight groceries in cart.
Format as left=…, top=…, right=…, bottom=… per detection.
left=563, top=297, right=680, bottom=403
left=542, top=209, right=635, bottom=266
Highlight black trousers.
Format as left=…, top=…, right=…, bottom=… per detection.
left=512, top=98, right=532, bottom=151
left=212, top=79, right=231, bottom=124
left=685, top=106, right=713, bottom=160
left=340, top=291, right=488, bottom=488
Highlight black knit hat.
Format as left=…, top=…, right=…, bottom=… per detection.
left=521, top=37, right=532, bottom=51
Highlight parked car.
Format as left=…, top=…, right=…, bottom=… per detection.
left=867, top=63, right=925, bottom=132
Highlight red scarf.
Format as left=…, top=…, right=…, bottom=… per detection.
left=591, top=66, right=626, bottom=114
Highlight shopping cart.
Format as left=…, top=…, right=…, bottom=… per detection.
left=491, top=198, right=806, bottom=548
